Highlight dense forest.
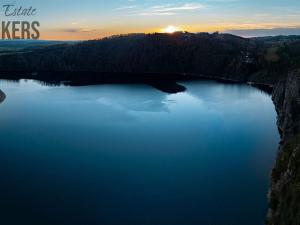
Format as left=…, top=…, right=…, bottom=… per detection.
left=0, top=32, right=258, bottom=83
left=0, top=32, right=299, bottom=85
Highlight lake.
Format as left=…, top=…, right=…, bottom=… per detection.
left=0, top=79, right=279, bottom=225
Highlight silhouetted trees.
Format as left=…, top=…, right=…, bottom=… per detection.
left=0, top=32, right=299, bottom=83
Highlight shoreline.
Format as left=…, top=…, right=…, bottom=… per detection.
left=0, top=71, right=274, bottom=94
left=266, top=71, right=300, bottom=225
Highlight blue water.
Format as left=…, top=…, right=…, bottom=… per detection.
left=0, top=79, right=279, bottom=225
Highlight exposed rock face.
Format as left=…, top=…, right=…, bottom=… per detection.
left=272, top=71, right=300, bottom=141
left=267, top=70, right=300, bottom=225
left=0, top=89, right=5, bottom=103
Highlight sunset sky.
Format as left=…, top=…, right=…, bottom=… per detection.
left=1, top=0, right=300, bottom=40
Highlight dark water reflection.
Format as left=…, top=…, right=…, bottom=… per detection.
left=0, top=79, right=279, bottom=225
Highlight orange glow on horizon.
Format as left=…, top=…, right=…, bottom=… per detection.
left=39, top=22, right=300, bottom=40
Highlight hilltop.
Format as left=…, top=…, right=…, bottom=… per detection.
left=0, top=32, right=299, bottom=86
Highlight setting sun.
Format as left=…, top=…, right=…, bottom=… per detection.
left=161, top=25, right=181, bottom=34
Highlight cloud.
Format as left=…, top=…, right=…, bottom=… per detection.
left=152, top=3, right=205, bottom=12
left=61, top=28, right=81, bottom=33
left=115, top=5, right=137, bottom=11
left=60, top=28, right=98, bottom=33
left=137, top=11, right=176, bottom=16
left=131, top=3, right=206, bottom=16
left=202, top=0, right=239, bottom=2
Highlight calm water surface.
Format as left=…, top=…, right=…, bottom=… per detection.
left=0, top=79, right=279, bottom=225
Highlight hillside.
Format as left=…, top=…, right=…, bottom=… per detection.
left=267, top=71, right=300, bottom=225
left=0, top=32, right=258, bottom=83
left=0, top=32, right=299, bottom=86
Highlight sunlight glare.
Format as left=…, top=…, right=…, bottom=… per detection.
left=161, top=25, right=181, bottom=34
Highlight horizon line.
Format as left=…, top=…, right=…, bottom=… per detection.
left=1, top=31, right=300, bottom=42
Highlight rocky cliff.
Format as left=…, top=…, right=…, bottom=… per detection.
left=0, top=89, right=5, bottom=103
left=267, top=70, right=300, bottom=225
